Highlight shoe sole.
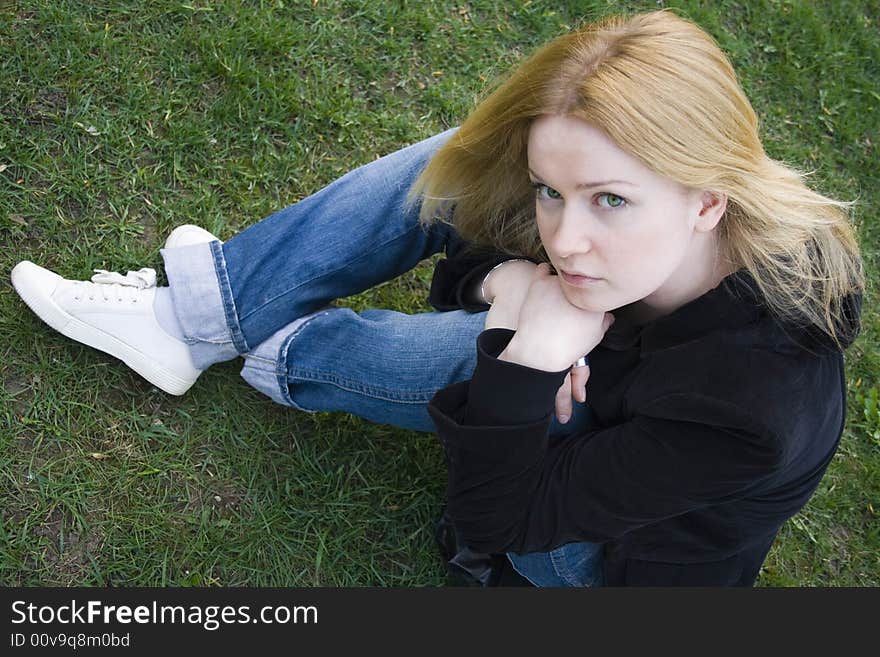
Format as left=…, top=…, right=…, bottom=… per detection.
left=11, top=262, right=196, bottom=395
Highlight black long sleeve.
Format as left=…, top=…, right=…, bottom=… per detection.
left=425, top=270, right=853, bottom=586
left=427, top=329, right=784, bottom=556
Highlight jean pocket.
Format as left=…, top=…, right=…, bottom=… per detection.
left=549, top=542, right=605, bottom=587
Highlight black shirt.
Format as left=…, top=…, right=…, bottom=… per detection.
left=426, top=254, right=860, bottom=586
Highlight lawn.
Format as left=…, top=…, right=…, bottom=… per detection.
left=1, top=0, right=878, bottom=586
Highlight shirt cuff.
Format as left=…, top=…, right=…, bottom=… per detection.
left=464, top=328, right=570, bottom=426
left=428, top=254, right=536, bottom=313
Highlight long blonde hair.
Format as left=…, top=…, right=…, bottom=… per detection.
left=409, top=10, right=863, bottom=347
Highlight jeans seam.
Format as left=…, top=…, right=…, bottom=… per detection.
left=245, top=354, right=275, bottom=365
left=236, top=222, right=431, bottom=323
left=549, top=548, right=579, bottom=587
left=184, top=336, right=237, bottom=347
left=287, top=368, right=438, bottom=403
left=211, top=240, right=250, bottom=353
left=274, top=309, right=338, bottom=407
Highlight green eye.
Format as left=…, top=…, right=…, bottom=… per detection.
left=597, top=193, right=626, bottom=209
left=532, top=183, right=562, bottom=200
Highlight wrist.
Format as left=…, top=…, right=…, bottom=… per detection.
left=498, top=334, right=571, bottom=372
left=480, top=259, right=534, bottom=304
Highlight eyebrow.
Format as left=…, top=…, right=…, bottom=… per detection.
left=527, top=168, right=638, bottom=190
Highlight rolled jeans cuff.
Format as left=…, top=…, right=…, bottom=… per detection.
left=239, top=307, right=336, bottom=409
left=161, top=240, right=243, bottom=369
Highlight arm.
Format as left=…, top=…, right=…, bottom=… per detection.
left=432, top=257, right=592, bottom=421
left=427, top=249, right=535, bottom=313
left=427, top=328, right=782, bottom=554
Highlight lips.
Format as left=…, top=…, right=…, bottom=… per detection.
left=561, top=268, right=598, bottom=278
left=559, top=269, right=603, bottom=286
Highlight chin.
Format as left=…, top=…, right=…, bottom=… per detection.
left=563, top=289, right=617, bottom=314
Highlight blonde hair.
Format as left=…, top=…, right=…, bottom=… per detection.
left=409, top=10, right=863, bottom=347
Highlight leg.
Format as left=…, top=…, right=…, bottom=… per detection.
left=11, top=130, right=462, bottom=395
left=162, top=128, right=463, bottom=369
left=239, top=306, right=487, bottom=433
left=238, top=303, right=596, bottom=434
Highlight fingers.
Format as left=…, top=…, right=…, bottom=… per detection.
left=570, top=364, right=590, bottom=403
left=555, top=365, right=591, bottom=423
left=555, top=373, right=573, bottom=423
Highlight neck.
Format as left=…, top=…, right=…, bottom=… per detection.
left=619, top=232, right=735, bottom=325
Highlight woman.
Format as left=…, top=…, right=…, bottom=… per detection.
left=11, top=11, right=863, bottom=586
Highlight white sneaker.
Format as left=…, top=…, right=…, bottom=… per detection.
left=164, top=224, right=220, bottom=249
left=10, top=262, right=201, bottom=395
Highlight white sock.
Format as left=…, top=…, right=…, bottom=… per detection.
left=153, top=286, right=186, bottom=341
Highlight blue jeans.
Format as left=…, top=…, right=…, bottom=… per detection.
left=161, top=128, right=603, bottom=586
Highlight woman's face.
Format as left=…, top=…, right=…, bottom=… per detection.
left=528, top=114, right=720, bottom=316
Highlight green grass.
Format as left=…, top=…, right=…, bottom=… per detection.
left=1, top=0, right=878, bottom=586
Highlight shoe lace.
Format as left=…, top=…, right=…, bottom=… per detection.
left=73, top=268, right=157, bottom=302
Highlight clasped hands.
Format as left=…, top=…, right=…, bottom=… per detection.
left=482, top=260, right=615, bottom=423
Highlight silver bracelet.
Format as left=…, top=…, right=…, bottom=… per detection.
left=480, top=259, right=533, bottom=305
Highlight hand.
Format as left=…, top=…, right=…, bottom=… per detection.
left=555, top=363, right=590, bottom=424
left=487, top=262, right=599, bottom=422
left=499, top=263, right=615, bottom=372
left=482, top=260, right=538, bottom=330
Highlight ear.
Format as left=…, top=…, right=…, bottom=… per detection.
left=693, top=190, right=727, bottom=232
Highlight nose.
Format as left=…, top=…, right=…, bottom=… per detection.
left=546, top=204, right=593, bottom=259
